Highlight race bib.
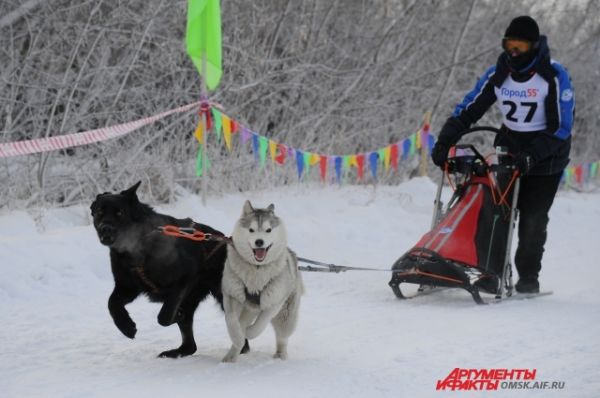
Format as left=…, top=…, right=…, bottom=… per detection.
left=494, top=74, right=548, bottom=131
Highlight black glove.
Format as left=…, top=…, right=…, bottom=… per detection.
left=431, top=141, right=451, bottom=168
left=432, top=117, right=467, bottom=169
left=514, top=152, right=535, bottom=175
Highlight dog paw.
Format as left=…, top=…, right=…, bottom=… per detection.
left=222, top=346, right=240, bottom=363
left=158, top=345, right=196, bottom=359
left=116, top=319, right=137, bottom=339
left=273, top=351, right=288, bottom=360
left=157, top=311, right=178, bottom=327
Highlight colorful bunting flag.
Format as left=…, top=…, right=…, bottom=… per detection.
left=269, top=140, right=278, bottom=161
left=222, top=114, right=232, bottom=151
left=383, top=146, right=391, bottom=171
left=427, top=135, right=435, bottom=155
left=369, top=152, right=379, bottom=180
left=275, top=144, right=287, bottom=165
left=402, top=139, right=411, bottom=160
left=190, top=106, right=452, bottom=184
left=303, top=152, right=312, bottom=173
left=319, top=155, right=328, bottom=182
left=296, top=150, right=304, bottom=179
left=211, top=108, right=222, bottom=141
left=193, top=121, right=203, bottom=143
left=356, top=154, right=365, bottom=180
left=195, top=145, right=210, bottom=176
left=251, top=133, right=259, bottom=161
left=259, top=136, right=268, bottom=167
left=241, top=127, right=252, bottom=144
left=390, top=143, right=399, bottom=170
left=334, top=156, right=343, bottom=183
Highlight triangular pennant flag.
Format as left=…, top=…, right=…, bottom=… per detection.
left=310, top=153, right=320, bottom=166
left=222, top=115, right=232, bottom=151
left=230, top=119, right=239, bottom=134
left=269, top=140, right=278, bottom=161
left=575, top=165, right=583, bottom=184
left=415, top=129, right=422, bottom=149
left=369, top=152, right=379, bottom=180
left=303, top=152, right=312, bottom=173
left=211, top=108, right=223, bottom=141
left=390, top=143, right=399, bottom=170
left=259, top=136, right=268, bottom=167
left=193, top=121, right=203, bottom=143
left=241, top=127, right=252, bottom=144
left=384, top=145, right=391, bottom=171
left=349, top=155, right=358, bottom=168
left=421, top=129, right=429, bottom=152
left=251, top=133, right=259, bottom=161
left=196, top=145, right=211, bottom=176
left=378, top=148, right=385, bottom=166
left=402, top=139, right=411, bottom=160
left=334, top=156, right=343, bottom=184
left=428, top=135, right=436, bottom=155
left=356, top=154, right=365, bottom=181
left=409, top=134, right=416, bottom=155
left=275, top=144, right=287, bottom=165
left=319, top=155, right=328, bottom=182
left=343, top=155, right=351, bottom=171
left=296, top=150, right=305, bottom=179
left=591, top=162, right=598, bottom=179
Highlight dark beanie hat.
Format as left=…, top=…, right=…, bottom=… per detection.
left=504, top=16, right=540, bottom=42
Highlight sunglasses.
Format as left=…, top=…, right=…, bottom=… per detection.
left=502, top=38, right=533, bottom=55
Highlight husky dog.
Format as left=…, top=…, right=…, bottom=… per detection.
left=221, top=201, right=303, bottom=362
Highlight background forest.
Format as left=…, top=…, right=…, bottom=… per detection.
left=1, top=0, right=598, bottom=208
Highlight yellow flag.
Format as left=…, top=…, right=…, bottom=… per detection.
left=310, top=153, right=320, bottom=166
left=194, top=121, right=203, bottom=143
left=222, top=114, right=232, bottom=151
left=349, top=155, right=358, bottom=168
left=269, top=140, right=278, bottom=161
left=384, top=146, right=391, bottom=171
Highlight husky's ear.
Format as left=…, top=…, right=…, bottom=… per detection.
left=267, top=204, right=275, bottom=213
left=121, top=181, right=141, bottom=198
left=243, top=200, right=254, bottom=216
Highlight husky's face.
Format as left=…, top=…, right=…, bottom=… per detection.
left=232, top=200, right=286, bottom=265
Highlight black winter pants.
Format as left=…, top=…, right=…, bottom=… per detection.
left=514, top=172, right=563, bottom=279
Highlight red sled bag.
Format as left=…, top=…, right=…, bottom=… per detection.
left=389, top=127, right=520, bottom=304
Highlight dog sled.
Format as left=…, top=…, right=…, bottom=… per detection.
left=389, top=126, right=527, bottom=305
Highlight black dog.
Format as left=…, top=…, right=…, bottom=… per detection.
left=91, top=181, right=248, bottom=358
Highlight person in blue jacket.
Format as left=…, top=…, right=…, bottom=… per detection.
left=431, top=16, right=575, bottom=293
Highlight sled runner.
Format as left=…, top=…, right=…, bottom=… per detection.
left=389, top=126, right=532, bottom=305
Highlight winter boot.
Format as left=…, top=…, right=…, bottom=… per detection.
left=515, top=275, right=540, bottom=293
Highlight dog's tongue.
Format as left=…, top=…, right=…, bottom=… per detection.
left=253, top=248, right=267, bottom=262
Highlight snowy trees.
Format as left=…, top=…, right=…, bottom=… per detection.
left=1, top=0, right=598, bottom=208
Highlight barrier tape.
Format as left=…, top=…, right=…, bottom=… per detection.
left=0, top=102, right=200, bottom=158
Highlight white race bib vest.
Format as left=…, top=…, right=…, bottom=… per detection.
left=494, top=74, right=548, bottom=131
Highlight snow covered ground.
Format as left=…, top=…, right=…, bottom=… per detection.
left=1, top=177, right=599, bottom=398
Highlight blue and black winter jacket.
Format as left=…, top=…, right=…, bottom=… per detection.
left=438, top=36, right=574, bottom=175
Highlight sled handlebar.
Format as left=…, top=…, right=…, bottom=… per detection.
left=455, top=125, right=519, bottom=148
